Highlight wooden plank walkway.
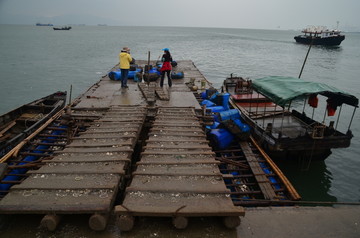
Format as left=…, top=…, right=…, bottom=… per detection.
left=115, top=107, right=244, bottom=231
left=0, top=60, right=247, bottom=232
left=240, top=141, right=277, bottom=200
left=0, top=106, right=147, bottom=231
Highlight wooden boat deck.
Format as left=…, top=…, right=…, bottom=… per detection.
left=231, top=92, right=310, bottom=139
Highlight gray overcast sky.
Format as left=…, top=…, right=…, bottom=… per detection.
left=1, top=0, right=359, bottom=30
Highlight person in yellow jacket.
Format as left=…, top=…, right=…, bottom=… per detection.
left=119, top=47, right=132, bottom=88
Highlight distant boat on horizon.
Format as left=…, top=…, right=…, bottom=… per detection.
left=36, top=23, right=53, bottom=26
left=53, top=26, right=72, bottom=30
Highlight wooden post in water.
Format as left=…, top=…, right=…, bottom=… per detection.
left=68, top=84, right=72, bottom=106
left=147, top=51, right=151, bottom=85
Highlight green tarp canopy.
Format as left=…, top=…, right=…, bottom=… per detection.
left=252, top=76, right=359, bottom=107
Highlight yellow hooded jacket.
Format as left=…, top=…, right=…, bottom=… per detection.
left=119, top=52, right=132, bottom=69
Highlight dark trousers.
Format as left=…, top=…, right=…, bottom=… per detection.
left=120, top=69, right=129, bottom=87
left=160, top=70, right=172, bottom=87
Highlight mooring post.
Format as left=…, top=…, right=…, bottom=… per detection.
left=68, top=84, right=72, bottom=106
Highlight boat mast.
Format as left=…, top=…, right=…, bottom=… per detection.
left=298, top=40, right=313, bottom=79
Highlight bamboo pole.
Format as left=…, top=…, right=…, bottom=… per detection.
left=250, top=136, right=302, bottom=201
left=0, top=121, right=16, bottom=137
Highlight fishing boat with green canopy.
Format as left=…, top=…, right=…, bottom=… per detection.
left=252, top=76, right=359, bottom=108
left=224, top=75, right=358, bottom=161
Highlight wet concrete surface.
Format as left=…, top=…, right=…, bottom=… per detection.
left=1, top=206, right=359, bottom=237
left=238, top=206, right=360, bottom=238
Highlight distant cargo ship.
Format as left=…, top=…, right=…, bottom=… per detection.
left=294, top=26, right=345, bottom=46
left=53, top=26, right=72, bottom=30
left=35, top=23, right=54, bottom=26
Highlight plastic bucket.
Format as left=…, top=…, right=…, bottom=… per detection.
left=233, top=118, right=251, bottom=133
left=171, top=71, right=184, bottom=79
left=206, top=88, right=217, bottom=99
left=209, top=91, right=219, bottom=102
left=208, top=106, right=226, bottom=122
left=200, top=99, right=216, bottom=107
left=219, top=109, right=240, bottom=121
left=209, top=128, right=234, bottom=150
left=215, top=93, right=230, bottom=110
left=108, top=71, right=121, bottom=81
left=133, top=73, right=139, bottom=82
left=128, top=68, right=142, bottom=79
left=201, top=91, right=207, bottom=99
left=210, top=93, right=230, bottom=109
left=206, top=121, right=220, bottom=130
left=149, top=68, right=160, bottom=75
left=144, top=65, right=153, bottom=72
left=208, top=106, right=226, bottom=113
left=221, top=93, right=230, bottom=110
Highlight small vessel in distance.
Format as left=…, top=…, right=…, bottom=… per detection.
left=294, top=26, right=345, bottom=46
left=36, top=23, right=53, bottom=26
left=53, top=26, right=72, bottom=30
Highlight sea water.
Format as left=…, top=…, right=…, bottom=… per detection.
left=1, top=24, right=360, bottom=203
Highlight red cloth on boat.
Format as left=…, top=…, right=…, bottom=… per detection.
left=308, top=94, right=319, bottom=108
left=160, top=61, right=172, bottom=72
left=326, top=98, right=337, bottom=116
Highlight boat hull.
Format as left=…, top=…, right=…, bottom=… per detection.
left=0, top=92, right=67, bottom=157
left=294, top=35, right=345, bottom=46
left=236, top=104, right=352, bottom=160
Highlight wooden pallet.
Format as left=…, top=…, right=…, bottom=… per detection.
left=115, top=107, right=244, bottom=231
